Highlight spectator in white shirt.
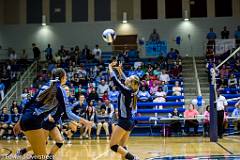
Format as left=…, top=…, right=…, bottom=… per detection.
left=92, top=45, right=102, bottom=62
left=216, top=90, right=228, bottom=138
left=97, top=79, right=110, bottom=98
left=153, top=87, right=166, bottom=109
left=232, top=100, right=240, bottom=130
left=172, top=81, right=182, bottom=96
left=159, top=70, right=170, bottom=83
left=228, top=74, right=237, bottom=88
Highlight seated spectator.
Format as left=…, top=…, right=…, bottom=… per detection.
left=135, top=66, right=145, bottom=78
left=203, top=105, right=210, bottom=136
left=97, top=79, right=110, bottom=98
left=9, top=107, right=21, bottom=139
left=87, top=83, right=95, bottom=95
left=235, top=59, right=240, bottom=72
left=170, top=108, right=182, bottom=134
left=137, top=86, right=151, bottom=102
left=78, top=64, right=87, bottom=86
left=153, top=67, right=161, bottom=77
left=170, top=64, right=182, bottom=79
left=172, top=81, right=182, bottom=96
left=206, top=48, right=214, bottom=60
left=167, top=48, right=177, bottom=60
left=159, top=70, right=170, bottom=83
left=150, top=81, right=159, bottom=95
left=82, top=45, right=91, bottom=60
left=72, top=94, right=87, bottom=117
left=10, top=100, right=22, bottom=114
left=111, top=109, right=119, bottom=132
left=0, top=107, right=11, bottom=139
left=153, top=87, right=166, bottom=109
left=219, top=65, right=229, bottom=79
left=235, top=25, right=240, bottom=47
left=95, top=100, right=103, bottom=113
left=221, top=26, right=230, bottom=39
left=228, top=74, right=238, bottom=88
left=102, top=91, right=109, bottom=102
left=184, top=104, right=199, bottom=135
left=87, top=88, right=99, bottom=103
left=103, top=100, right=114, bottom=118
left=149, top=28, right=160, bottom=42
left=231, top=100, right=240, bottom=131
left=108, top=86, right=119, bottom=103
left=96, top=105, right=110, bottom=139
left=83, top=104, right=97, bottom=139
left=162, top=81, right=168, bottom=93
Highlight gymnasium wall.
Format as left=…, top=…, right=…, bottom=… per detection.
left=0, top=0, right=240, bottom=59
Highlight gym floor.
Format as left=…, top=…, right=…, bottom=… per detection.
left=1, top=136, right=240, bottom=160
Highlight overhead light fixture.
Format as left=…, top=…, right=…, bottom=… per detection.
left=184, top=10, right=189, bottom=21
left=122, top=12, right=127, bottom=24
left=42, top=15, right=47, bottom=26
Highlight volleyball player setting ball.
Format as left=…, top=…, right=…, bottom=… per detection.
left=108, top=61, right=140, bottom=160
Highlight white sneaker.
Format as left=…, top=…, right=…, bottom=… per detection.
left=67, top=140, right=72, bottom=144
left=133, top=156, right=140, bottom=160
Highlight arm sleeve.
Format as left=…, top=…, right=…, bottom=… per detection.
left=56, top=87, right=81, bottom=122
left=6, top=115, right=12, bottom=124
left=110, top=71, right=131, bottom=94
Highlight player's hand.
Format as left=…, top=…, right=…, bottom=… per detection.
left=48, top=115, right=55, bottom=123
left=13, top=121, right=22, bottom=135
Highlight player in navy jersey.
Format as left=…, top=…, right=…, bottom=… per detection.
left=108, top=61, right=140, bottom=160
left=13, top=68, right=92, bottom=159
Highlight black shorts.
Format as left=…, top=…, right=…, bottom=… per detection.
left=20, top=109, right=44, bottom=132
left=117, top=118, right=135, bottom=131
left=42, top=119, right=57, bottom=131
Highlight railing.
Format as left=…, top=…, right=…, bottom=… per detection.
left=0, top=61, right=38, bottom=109
left=192, top=56, right=202, bottom=96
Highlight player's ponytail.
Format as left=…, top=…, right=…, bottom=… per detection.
left=37, top=68, right=66, bottom=105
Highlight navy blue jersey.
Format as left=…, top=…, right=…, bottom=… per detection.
left=0, top=114, right=11, bottom=124
left=110, top=72, right=135, bottom=120
left=11, top=114, right=21, bottom=123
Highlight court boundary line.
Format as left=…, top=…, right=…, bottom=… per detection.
left=216, top=142, right=234, bottom=155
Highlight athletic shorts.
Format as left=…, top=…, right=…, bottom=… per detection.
left=20, top=109, right=44, bottom=132
left=117, top=118, right=135, bottom=131
left=42, top=119, right=57, bottom=131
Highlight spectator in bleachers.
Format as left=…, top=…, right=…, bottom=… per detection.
left=10, top=100, right=22, bottom=114
left=149, top=28, right=160, bottom=42
left=78, top=64, right=87, bottom=86
left=97, top=79, right=110, bottom=98
left=0, top=80, right=5, bottom=101
left=87, top=83, right=95, bottom=95
left=221, top=26, right=230, bottom=39
left=93, top=45, right=102, bottom=63
left=137, top=86, right=151, bottom=102
left=9, top=107, right=21, bottom=139
left=172, top=81, right=182, bottom=96
left=44, top=44, right=53, bottom=62
left=96, top=105, right=110, bottom=139
left=32, top=43, right=41, bottom=60
left=159, top=70, right=170, bottom=83
left=206, top=48, right=215, bottom=60
left=102, top=91, right=109, bottom=102
left=0, top=107, right=11, bottom=138
left=135, top=66, right=145, bottom=78
left=203, top=105, right=210, bottom=137
left=167, top=48, right=177, bottom=61
left=84, top=103, right=97, bottom=139
left=235, top=26, right=240, bottom=47
left=87, top=88, right=99, bottom=103
left=153, top=66, right=161, bottom=77
left=206, top=28, right=217, bottom=48
left=228, top=73, right=238, bottom=88
left=219, top=65, right=229, bottom=80
left=231, top=100, right=240, bottom=131
left=82, top=45, right=90, bottom=59
left=72, top=94, right=87, bottom=117
left=170, top=64, right=182, bottom=79
left=103, top=100, right=114, bottom=118
left=162, top=81, right=168, bottom=93
left=9, top=50, right=17, bottom=62
left=153, top=87, right=166, bottom=109
left=150, top=81, right=159, bottom=95
left=170, top=108, right=182, bottom=134
left=108, top=86, right=119, bottom=103
left=184, top=104, right=199, bottom=135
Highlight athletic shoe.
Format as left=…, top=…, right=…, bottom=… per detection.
left=16, top=148, right=27, bottom=156
left=133, top=156, right=140, bottom=160
left=67, top=140, right=72, bottom=144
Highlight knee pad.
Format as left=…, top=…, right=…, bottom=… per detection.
left=123, top=146, right=128, bottom=151
left=110, top=145, right=119, bottom=152
left=71, top=130, right=75, bottom=134
left=56, top=142, right=63, bottom=148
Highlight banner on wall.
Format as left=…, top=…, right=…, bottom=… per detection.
left=215, top=39, right=236, bottom=54
left=145, top=41, right=168, bottom=56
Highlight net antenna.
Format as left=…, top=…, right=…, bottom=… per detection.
left=210, top=46, right=240, bottom=142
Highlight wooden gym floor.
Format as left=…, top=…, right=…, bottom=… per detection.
left=1, top=136, right=240, bottom=160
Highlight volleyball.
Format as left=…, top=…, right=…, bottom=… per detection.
left=102, top=29, right=116, bottom=43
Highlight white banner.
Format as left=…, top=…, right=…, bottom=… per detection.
left=215, top=39, right=236, bottom=54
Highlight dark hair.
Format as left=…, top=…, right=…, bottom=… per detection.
left=37, top=68, right=66, bottom=105
left=206, top=105, right=210, bottom=111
